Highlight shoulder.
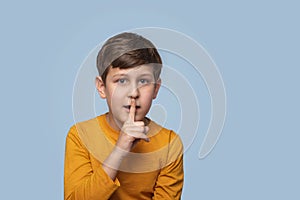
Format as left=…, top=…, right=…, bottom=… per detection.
left=68, top=115, right=104, bottom=135
left=66, top=116, right=103, bottom=143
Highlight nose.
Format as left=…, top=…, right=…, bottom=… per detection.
left=128, top=84, right=140, bottom=99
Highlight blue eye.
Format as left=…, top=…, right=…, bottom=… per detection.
left=117, top=79, right=127, bottom=84
left=139, top=79, right=149, bottom=84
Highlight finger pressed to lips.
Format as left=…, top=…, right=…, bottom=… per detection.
left=128, top=99, right=136, bottom=121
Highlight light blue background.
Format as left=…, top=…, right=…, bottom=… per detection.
left=1, top=0, right=299, bottom=199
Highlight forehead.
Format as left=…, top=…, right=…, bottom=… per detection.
left=108, top=64, right=154, bottom=77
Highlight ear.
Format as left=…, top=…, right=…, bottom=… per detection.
left=153, top=78, right=161, bottom=99
left=95, top=76, right=107, bottom=99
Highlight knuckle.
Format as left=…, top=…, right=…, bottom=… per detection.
left=134, top=121, right=144, bottom=126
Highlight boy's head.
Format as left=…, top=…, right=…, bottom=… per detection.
left=95, top=32, right=163, bottom=129
left=96, top=32, right=162, bottom=85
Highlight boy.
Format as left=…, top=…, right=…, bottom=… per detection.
left=64, top=32, right=184, bottom=199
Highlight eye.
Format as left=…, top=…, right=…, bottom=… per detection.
left=117, top=78, right=127, bottom=84
left=139, top=79, right=150, bottom=85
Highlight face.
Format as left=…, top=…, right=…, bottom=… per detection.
left=96, top=64, right=161, bottom=130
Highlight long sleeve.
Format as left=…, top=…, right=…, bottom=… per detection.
left=152, top=134, right=184, bottom=200
left=64, top=126, right=120, bottom=200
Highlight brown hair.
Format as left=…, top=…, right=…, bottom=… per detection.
left=96, top=32, right=162, bottom=84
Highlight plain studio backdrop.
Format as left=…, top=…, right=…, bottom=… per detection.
left=0, top=1, right=299, bottom=199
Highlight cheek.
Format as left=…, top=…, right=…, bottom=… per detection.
left=108, top=86, right=127, bottom=105
left=140, top=87, right=155, bottom=104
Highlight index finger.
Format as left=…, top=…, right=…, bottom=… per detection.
left=128, top=99, right=136, bottom=121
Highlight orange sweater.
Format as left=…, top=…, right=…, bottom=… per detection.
left=64, top=114, right=184, bottom=200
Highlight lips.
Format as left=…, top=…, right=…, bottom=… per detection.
left=123, top=105, right=141, bottom=109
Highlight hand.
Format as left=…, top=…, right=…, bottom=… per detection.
left=115, top=99, right=150, bottom=153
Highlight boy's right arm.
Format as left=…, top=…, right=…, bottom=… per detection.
left=64, top=126, right=120, bottom=200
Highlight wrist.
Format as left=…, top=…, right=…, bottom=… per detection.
left=112, top=145, right=129, bottom=158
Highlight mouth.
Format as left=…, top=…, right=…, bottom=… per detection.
left=123, top=105, right=141, bottom=110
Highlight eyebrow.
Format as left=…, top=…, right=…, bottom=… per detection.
left=139, top=73, right=153, bottom=77
left=112, top=73, right=153, bottom=78
left=112, top=73, right=128, bottom=78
